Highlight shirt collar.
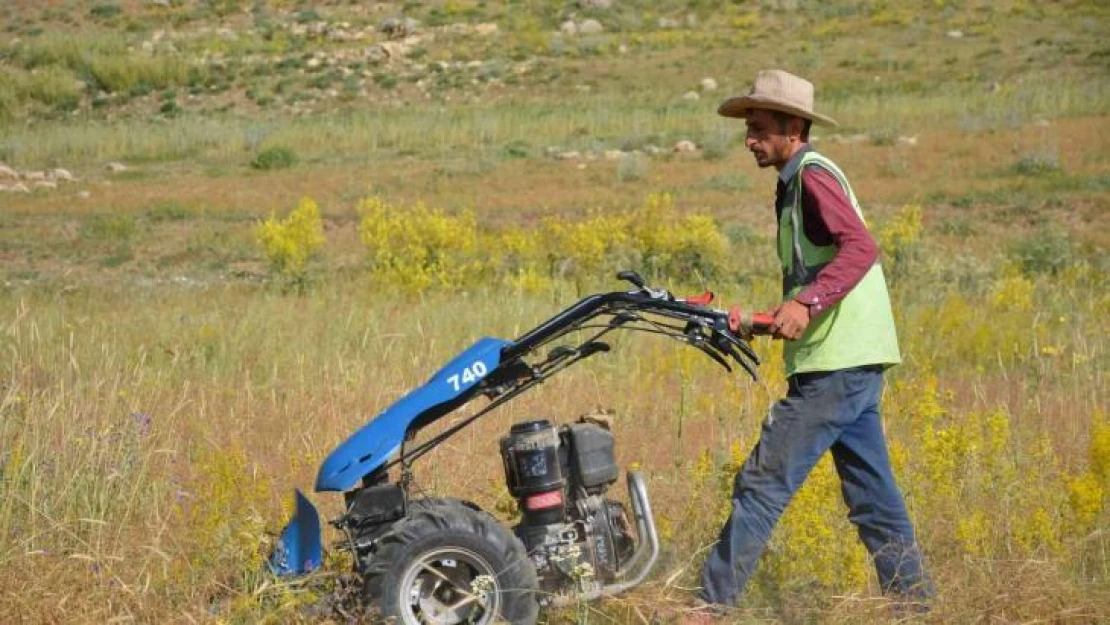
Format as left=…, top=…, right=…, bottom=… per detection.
left=778, top=144, right=812, bottom=184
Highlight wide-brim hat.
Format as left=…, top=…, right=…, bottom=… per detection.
left=718, top=69, right=838, bottom=127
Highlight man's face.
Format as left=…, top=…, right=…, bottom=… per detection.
left=744, top=109, right=795, bottom=169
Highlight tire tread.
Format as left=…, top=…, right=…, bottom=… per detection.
left=364, top=498, right=539, bottom=624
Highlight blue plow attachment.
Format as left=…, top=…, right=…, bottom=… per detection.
left=269, top=489, right=322, bottom=576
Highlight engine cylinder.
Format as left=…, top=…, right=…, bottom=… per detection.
left=500, top=420, right=566, bottom=525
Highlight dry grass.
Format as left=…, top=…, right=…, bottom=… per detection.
left=1, top=268, right=1106, bottom=623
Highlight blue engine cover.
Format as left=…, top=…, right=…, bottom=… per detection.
left=315, top=337, right=511, bottom=492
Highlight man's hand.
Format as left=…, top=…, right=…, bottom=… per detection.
left=770, top=299, right=810, bottom=340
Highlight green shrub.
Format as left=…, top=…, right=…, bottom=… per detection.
left=11, top=33, right=124, bottom=70
left=90, top=4, right=123, bottom=20
left=1012, top=151, right=1061, bottom=176
left=124, top=18, right=150, bottom=34
left=87, top=53, right=196, bottom=94
left=250, top=146, right=298, bottom=170
left=295, top=9, right=320, bottom=23
left=1008, top=226, right=1075, bottom=275
left=616, top=153, right=648, bottom=183
left=701, top=129, right=734, bottom=161
left=374, top=73, right=399, bottom=90
left=247, top=88, right=274, bottom=106
left=308, top=73, right=335, bottom=90
left=502, top=140, right=532, bottom=159
left=2, top=66, right=82, bottom=111
left=129, top=82, right=153, bottom=97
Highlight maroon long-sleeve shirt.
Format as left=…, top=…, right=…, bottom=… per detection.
left=774, top=146, right=879, bottom=317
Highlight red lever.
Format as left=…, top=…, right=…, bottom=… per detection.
left=683, top=291, right=715, bottom=306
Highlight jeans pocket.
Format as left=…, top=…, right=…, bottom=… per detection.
left=788, top=371, right=845, bottom=427
left=841, top=367, right=881, bottom=401
left=793, top=370, right=843, bottom=403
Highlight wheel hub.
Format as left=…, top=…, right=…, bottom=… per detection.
left=401, top=547, right=499, bottom=625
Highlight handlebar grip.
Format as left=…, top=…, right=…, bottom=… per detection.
left=728, top=305, right=774, bottom=337
left=750, top=313, right=774, bottom=334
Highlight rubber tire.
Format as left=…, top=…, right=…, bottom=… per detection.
left=364, top=498, right=539, bottom=625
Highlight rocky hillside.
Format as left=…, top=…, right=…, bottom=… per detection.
left=1, top=0, right=1105, bottom=125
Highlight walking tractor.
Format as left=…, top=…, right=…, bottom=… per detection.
left=270, top=272, right=773, bottom=624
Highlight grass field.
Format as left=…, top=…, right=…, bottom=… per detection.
left=1, top=1, right=1108, bottom=623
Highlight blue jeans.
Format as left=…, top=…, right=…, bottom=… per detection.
left=699, top=366, right=931, bottom=606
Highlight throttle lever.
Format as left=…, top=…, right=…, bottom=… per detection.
left=712, top=333, right=759, bottom=380
left=712, top=316, right=760, bottom=365
left=683, top=323, right=732, bottom=373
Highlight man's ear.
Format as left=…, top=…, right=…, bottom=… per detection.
left=788, top=116, right=806, bottom=140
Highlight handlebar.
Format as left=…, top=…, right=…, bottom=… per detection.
left=501, top=271, right=764, bottom=381
left=616, top=269, right=774, bottom=337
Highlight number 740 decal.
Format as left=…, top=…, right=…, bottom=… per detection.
left=446, top=361, right=488, bottom=391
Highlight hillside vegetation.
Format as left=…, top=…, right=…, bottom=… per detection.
left=1, top=1, right=1107, bottom=623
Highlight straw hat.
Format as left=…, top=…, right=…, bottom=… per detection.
left=718, top=69, right=838, bottom=127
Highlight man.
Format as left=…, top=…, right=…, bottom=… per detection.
left=693, top=70, right=931, bottom=614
